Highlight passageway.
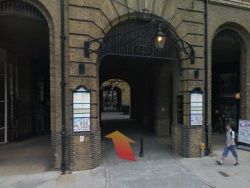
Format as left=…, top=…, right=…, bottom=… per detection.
left=0, top=4, right=50, bottom=143
left=100, top=55, right=176, bottom=136
left=0, top=134, right=52, bottom=176
left=211, top=29, right=241, bottom=148
left=0, top=2, right=52, bottom=173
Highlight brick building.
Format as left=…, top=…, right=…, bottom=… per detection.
left=0, top=0, right=250, bottom=171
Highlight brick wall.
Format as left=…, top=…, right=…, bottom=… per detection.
left=10, top=0, right=250, bottom=170
left=172, top=124, right=206, bottom=158
left=171, top=125, right=183, bottom=156
left=154, top=64, right=171, bottom=136
left=182, top=126, right=205, bottom=158
left=66, top=0, right=208, bottom=166
left=68, top=128, right=101, bottom=170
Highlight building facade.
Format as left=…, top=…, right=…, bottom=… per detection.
left=0, top=0, right=250, bottom=171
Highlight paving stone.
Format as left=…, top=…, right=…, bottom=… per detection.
left=2, top=125, right=250, bottom=188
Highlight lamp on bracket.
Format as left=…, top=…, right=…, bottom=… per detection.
left=154, top=27, right=167, bottom=50
left=83, top=1, right=196, bottom=65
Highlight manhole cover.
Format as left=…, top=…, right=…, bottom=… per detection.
left=218, top=171, right=229, bottom=177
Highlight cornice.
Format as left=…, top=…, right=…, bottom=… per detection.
left=209, top=0, right=250, bottom=10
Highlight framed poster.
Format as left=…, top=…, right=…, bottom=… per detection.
left=190, top=88, right=203, bottom=126
left=72, top=86, right=91, bottom=132
left=238, top=120, right=250, bottom=145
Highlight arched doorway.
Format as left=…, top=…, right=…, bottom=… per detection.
left=212, top=29, right=241, bottom=134
left=0, top=1, right=51, bottom=144
left=100, top=79, right=131, bottom=120
left=98, top=19, right=180, bottom=137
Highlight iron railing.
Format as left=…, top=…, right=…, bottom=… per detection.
left=0, top=1, right=45, bottom=22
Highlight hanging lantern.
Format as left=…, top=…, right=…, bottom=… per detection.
left=154, top=27, right=166, bottom=49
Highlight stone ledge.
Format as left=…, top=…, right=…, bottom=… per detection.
left=209, top=0, right=250, bottom=10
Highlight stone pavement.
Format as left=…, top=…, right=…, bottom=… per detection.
left=1, top=118, right=250, bottom=188
left=101, top=111, right=129, bottom=120
left=179, top=132, right=250, bottom=188
left=101, top=122, right=211, bottom=188
left=0, top=134, right=52, bottom=176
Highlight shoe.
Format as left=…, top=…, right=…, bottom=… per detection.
left=216, top=161, right=222, bottom=165
left=234, top=162, right=239, bottom=166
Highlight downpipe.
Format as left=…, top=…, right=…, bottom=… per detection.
left=204, top=0, right=210, bottom=156
left=60, top=0, right=67, bottom=174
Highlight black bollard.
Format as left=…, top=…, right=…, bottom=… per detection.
left=139, top=135, right=144, bottom=157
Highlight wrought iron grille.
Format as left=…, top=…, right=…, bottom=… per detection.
left=84, top=19, right=195, bottom=65
left=98, top=20, right=179, bottom=62
left=0, top=1, right=45, bottom=22
left=214, top=29, right=243, bottom=44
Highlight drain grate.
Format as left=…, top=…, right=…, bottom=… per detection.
left=218, top=171, right=229, bottom=177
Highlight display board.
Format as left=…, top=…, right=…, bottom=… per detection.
left=72, top=87, right=91, bottom=132
left=190, top=92, right=203, bottom=126
left=238, top=119, right=250, bottom=144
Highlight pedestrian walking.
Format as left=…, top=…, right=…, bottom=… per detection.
left=212, top=110, right=224, bottom=134
left=216, top=123, right=239, bottom=166
left=221, top=111, right=226, bottom=132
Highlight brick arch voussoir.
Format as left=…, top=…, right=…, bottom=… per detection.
left=0, top=0, right=55, bottom=36
left=209, top=20, right=250, bottom=51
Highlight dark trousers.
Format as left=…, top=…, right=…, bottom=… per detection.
left=213, top=122, right=224, bottom=133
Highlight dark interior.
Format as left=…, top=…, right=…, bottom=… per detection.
left=0, top=15, right=50, bottom=141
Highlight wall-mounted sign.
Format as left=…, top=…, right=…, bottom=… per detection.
left=190, top=88, right=203, bottom=126
left=80, top=135, right=85, bottom=142
left=72, top=86, right=91, bottom=132
left=238, top=119, right=250, bottom=145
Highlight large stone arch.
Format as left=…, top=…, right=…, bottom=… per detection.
left=97, top=16, right=188, bottom=156
left=210, top=23, right=250, bottom=121
left=0, top=0, right=60, bottom=168
left=207, top=4, right=250, bottom=121
left=100, top=0, right=180, bottom=33
left=68, top=0, right=206, bottom=169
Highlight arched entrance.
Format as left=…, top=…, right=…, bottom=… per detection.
left=99, top=19, right=180, bottom=137
left=212, top=29, right=242, bottom=134
left=100, top=79, right=131, bottom=120
left=0, top=0, right=51, bottom=167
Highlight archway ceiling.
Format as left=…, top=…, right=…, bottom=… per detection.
left=100, top=55, right=172, bottom=79
left=212, top=40, right=241, bottom=64
left=0, top=15, right=49, bottom=63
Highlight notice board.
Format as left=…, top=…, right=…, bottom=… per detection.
left=72, top=87, right=91, bottom=132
